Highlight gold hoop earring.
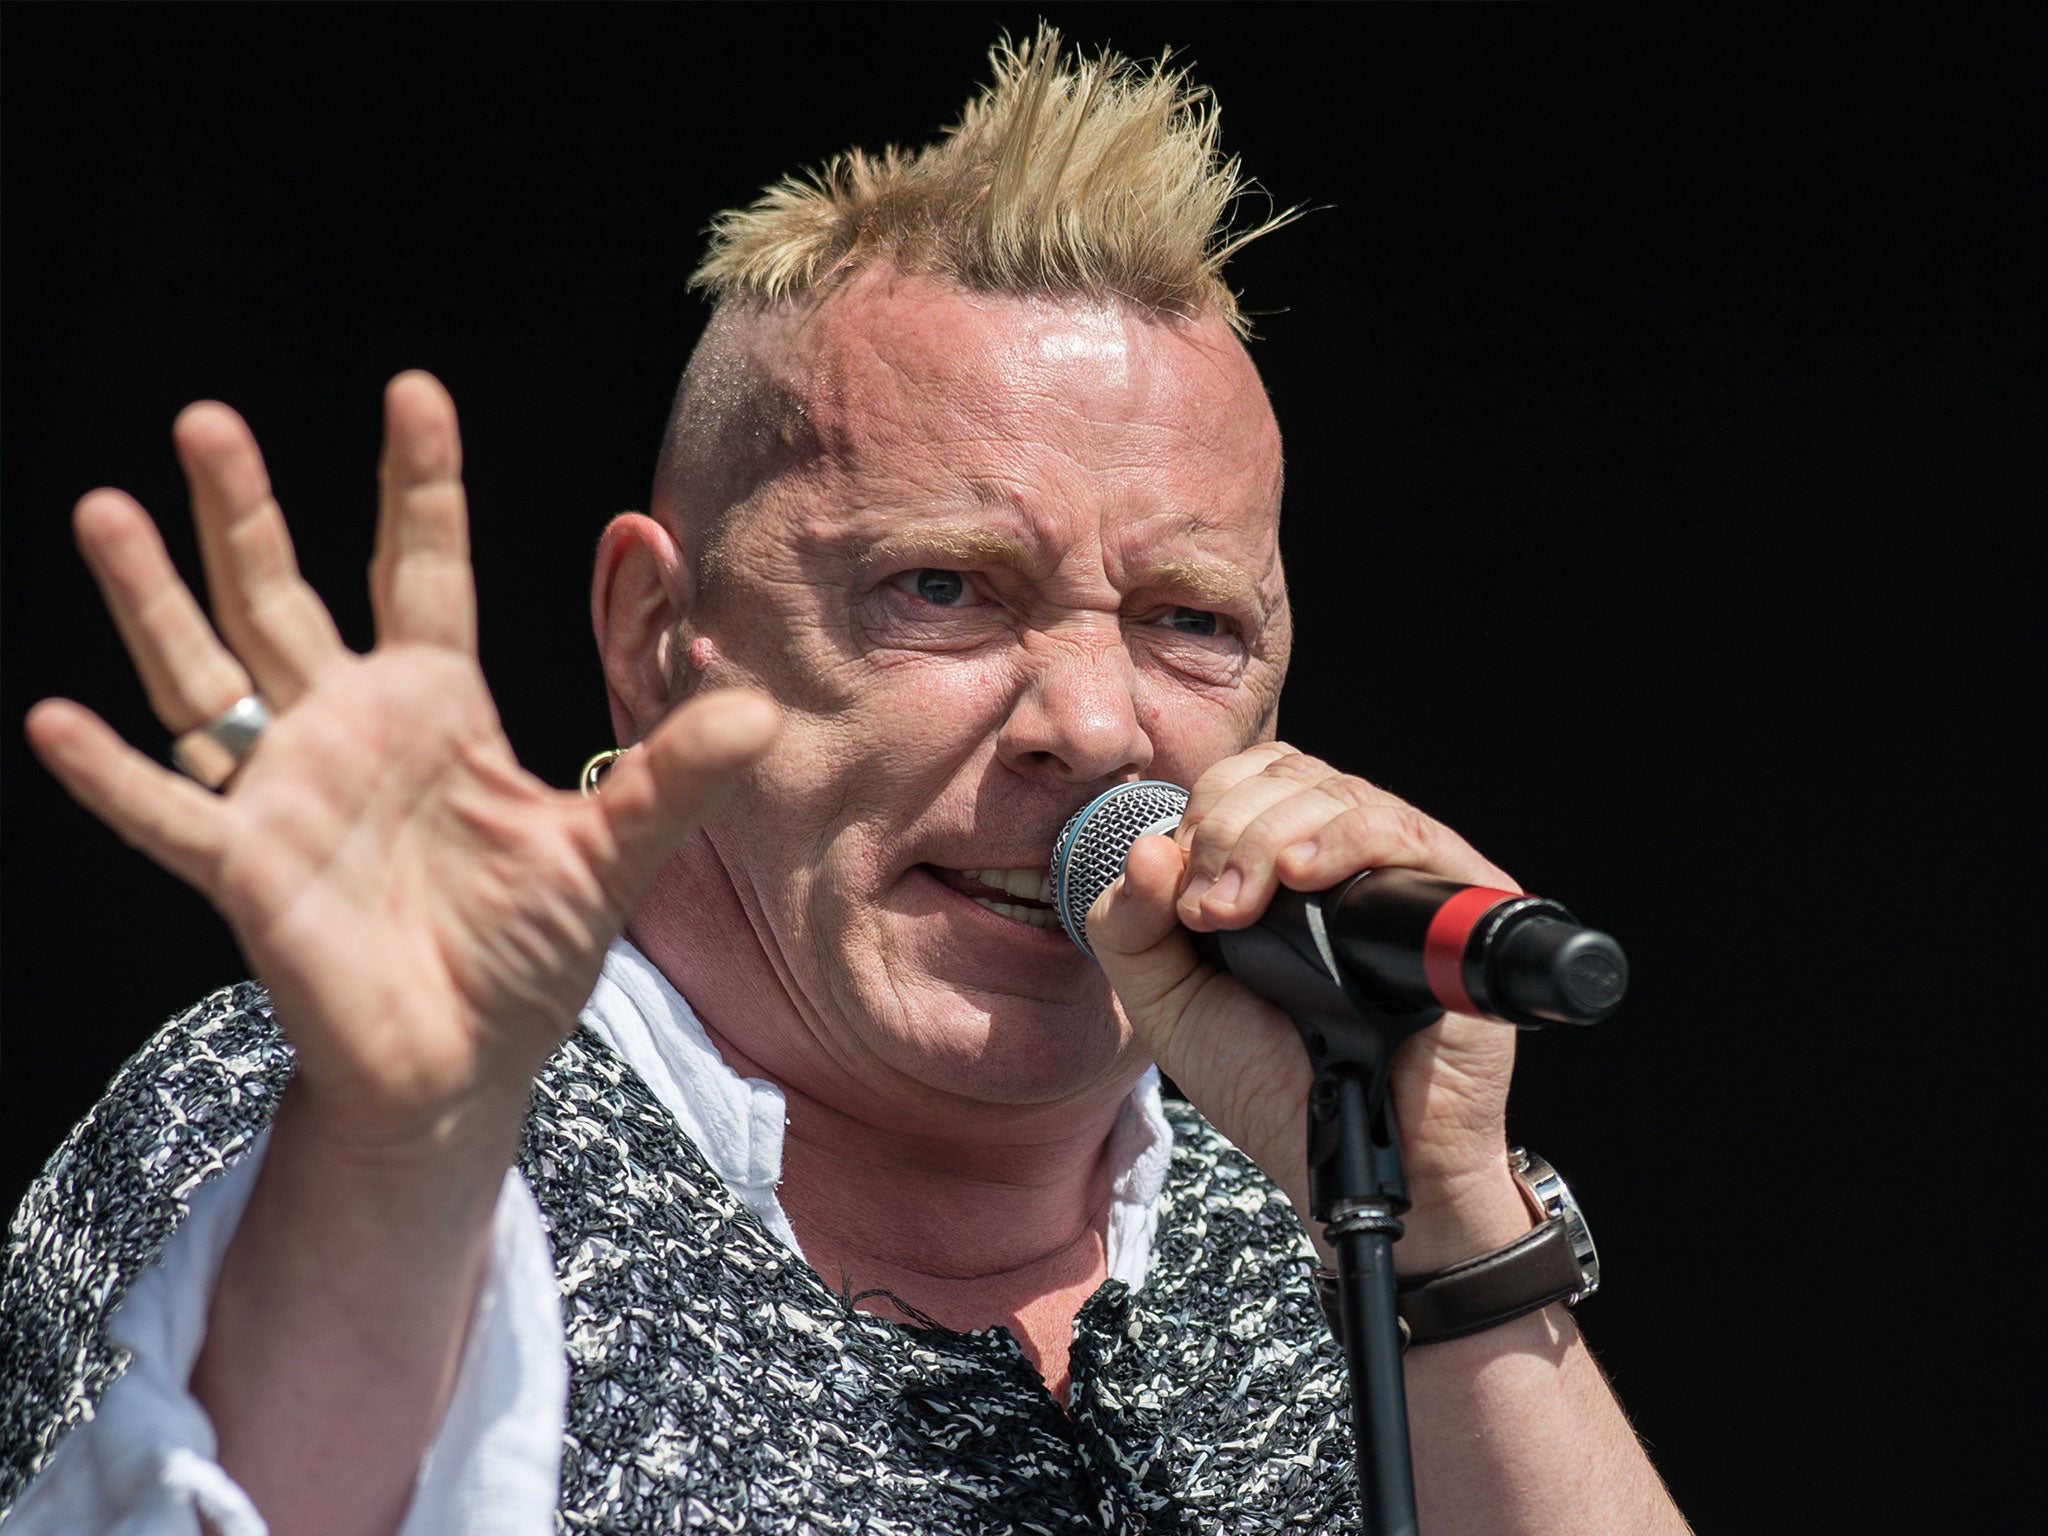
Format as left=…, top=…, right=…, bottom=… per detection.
left=580, top=747, right=628, bottom=796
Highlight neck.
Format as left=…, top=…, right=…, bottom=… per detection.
left=712, top=1021, right=1121, bottom=1403
left=626, top=847, right=1136, bottom=1401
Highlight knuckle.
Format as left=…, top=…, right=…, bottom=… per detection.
left=1234, top=805, right=1298, bottom=862
left=1266, top=750, right=1329, bottom=784
left=1329, top=773, right=1385, bottom=809
left=1317, top=801, right=1432, bottom=870
left=1184, top=826, right=1241, bottom=877
left=1388, top=803, right=1439, bottom=857
left=1186, top=741, right=1288, bottom=803
left=1184, top=797, right=1267, bottom=872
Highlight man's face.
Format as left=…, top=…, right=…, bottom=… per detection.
left=680, top=269, right=1290, bottom=1122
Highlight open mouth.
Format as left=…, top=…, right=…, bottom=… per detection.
left=925, top=866, right=1063, bottom=931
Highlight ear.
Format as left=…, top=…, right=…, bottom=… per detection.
left=592, top=512, right=693, bottom=745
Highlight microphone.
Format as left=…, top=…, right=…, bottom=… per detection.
left=1049, top=781, right=1627, bottom=1027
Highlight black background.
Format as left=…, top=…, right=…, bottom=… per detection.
left=3, top=6, right=2034, bottom=1529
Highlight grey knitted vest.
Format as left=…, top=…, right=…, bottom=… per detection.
left=3, top=984, right=1361, bottom=1532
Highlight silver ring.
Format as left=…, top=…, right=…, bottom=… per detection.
left=171, top=695, right=272, bottom=789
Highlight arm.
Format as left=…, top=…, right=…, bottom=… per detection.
left=1087, top=746, right=1688, bottom=1536
left=25, top=374, right=778, bottom=1536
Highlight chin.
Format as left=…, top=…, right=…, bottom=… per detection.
left=878, top=990, right=1143, bottom=1114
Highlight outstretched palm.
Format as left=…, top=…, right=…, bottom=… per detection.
left=27, top=372, right=777, bottom=1149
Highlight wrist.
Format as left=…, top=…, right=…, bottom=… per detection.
left=268, top=1076, right=530, bottom=1233
left=1313, top=1147, right=1602, bottom=1349
left=1391, top=1158, right=1533, bottom=1275
left=1291, top=1154, right=1527, bottom=1274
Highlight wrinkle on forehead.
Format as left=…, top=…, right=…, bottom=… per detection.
left=659, top=268, right=1282, bottom=587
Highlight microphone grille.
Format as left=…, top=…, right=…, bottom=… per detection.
left=1049, top=780, right=1190, bottom=959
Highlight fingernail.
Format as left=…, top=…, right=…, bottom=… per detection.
left=1181, top=872, right=1213, bottom=906
left=1209, top=868, right=1242, bottom=907
left=1283, top=839, right=1318, bottom=866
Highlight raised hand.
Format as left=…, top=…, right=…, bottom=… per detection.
left=26, top=372, right=777, bottom=1149
left=1085, top=745, right=1532, bottom=1269
left=23, top=372, right=778, bottom=1532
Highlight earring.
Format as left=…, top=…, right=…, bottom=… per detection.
left=580, top=747, right=628, bottom=796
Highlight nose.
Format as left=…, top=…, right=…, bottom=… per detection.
left=996, top=626, right=1153, bottom=784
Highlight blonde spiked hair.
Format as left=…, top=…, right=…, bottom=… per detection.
left=689, top=25, right=1291, bottom=334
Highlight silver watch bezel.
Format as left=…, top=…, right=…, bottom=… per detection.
left=1509, top=1146, right=1600, bottom=1303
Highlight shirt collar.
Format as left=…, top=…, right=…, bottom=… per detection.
left=579, top=937, right=1173, bottom=1286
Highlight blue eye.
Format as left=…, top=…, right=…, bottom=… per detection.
left=901, top=569, right=971, bottom=606
left=1160, top=607, right=1220, bottom=636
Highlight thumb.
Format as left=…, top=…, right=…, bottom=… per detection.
left=1093, top=832, right=1318, bottom=1208
left=589, top=688, right=780, bottom=896
left=1087, top=833, right=1209, bottom=1057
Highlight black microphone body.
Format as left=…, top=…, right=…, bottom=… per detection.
left=1050, top=781, right=1628, bottom=1028
left=1296, top=867, right=1625, bottom=1028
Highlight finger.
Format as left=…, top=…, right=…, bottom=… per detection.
left=1179, top=780, right=1375, bottom=927
left=371, top=372, right=476, bottom=653
left=1190, top=787, right=1508, bottom=931
left=583, top=689, right=782, bottom=900
left=1272, top=802, right=1509, bottom=894
left=72, top=490, right=256, bottom=731
left=1177, top=759, right=1400, bottom=920
left=1087, top=833, right=1205, bottom=1023
left=175, top=401, right=349, bottom=705
left=1174, top=741, right=1301, bottom=845
left=1180, top=746, right=1390, bottom=864
left=26, top=698, right=230, bottom=892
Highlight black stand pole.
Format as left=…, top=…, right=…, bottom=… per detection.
left=1209, top=889, right=1444, bottom=1536
left=1321, top=1068, right=1419, bottom=1536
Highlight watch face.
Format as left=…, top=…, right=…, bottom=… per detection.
left=1510, top=1148, right=1601, bottom=1301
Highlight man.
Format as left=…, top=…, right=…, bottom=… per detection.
left=5, top=32, right=1687, bottom=1533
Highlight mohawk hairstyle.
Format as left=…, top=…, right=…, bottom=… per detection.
left=689, top=25, right=1292, bottom=334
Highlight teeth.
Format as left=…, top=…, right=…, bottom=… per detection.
left=971, top=898, right=1062, bottom=930
left=961, top=868, right=1054, bottom=903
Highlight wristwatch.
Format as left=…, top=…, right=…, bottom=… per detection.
left=1314, top=1147, right=1599, bottom=1347
left=1509, top=1147, right=1600, bottom=1304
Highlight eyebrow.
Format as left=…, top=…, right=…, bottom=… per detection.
left=853, top=522, right=1040, bottom=577
left=1131, top=556, right=1261, bottom=612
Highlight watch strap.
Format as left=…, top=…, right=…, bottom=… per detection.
left=1395, top=1215, right=1583, bottom=1343
left=1314, top=1215, right=1584, bottom=1347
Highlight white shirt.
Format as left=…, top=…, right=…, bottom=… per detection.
left=9, top=940, right=1175, bottom=1535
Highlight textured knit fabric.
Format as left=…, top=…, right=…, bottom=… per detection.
left=3, top=985, right=1362, bottom=1532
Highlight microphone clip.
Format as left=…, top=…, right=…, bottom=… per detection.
left=1205, top=885, right=1440, bottom=1224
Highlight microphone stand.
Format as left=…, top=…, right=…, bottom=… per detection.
left=1207, top=886, right=1445, bottom=1536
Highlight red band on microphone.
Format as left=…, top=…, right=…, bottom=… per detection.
left=1422, top=887, right=1516, bottom=1015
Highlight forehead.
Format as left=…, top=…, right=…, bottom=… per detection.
left=731, top=271, right=1285, bottom=576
